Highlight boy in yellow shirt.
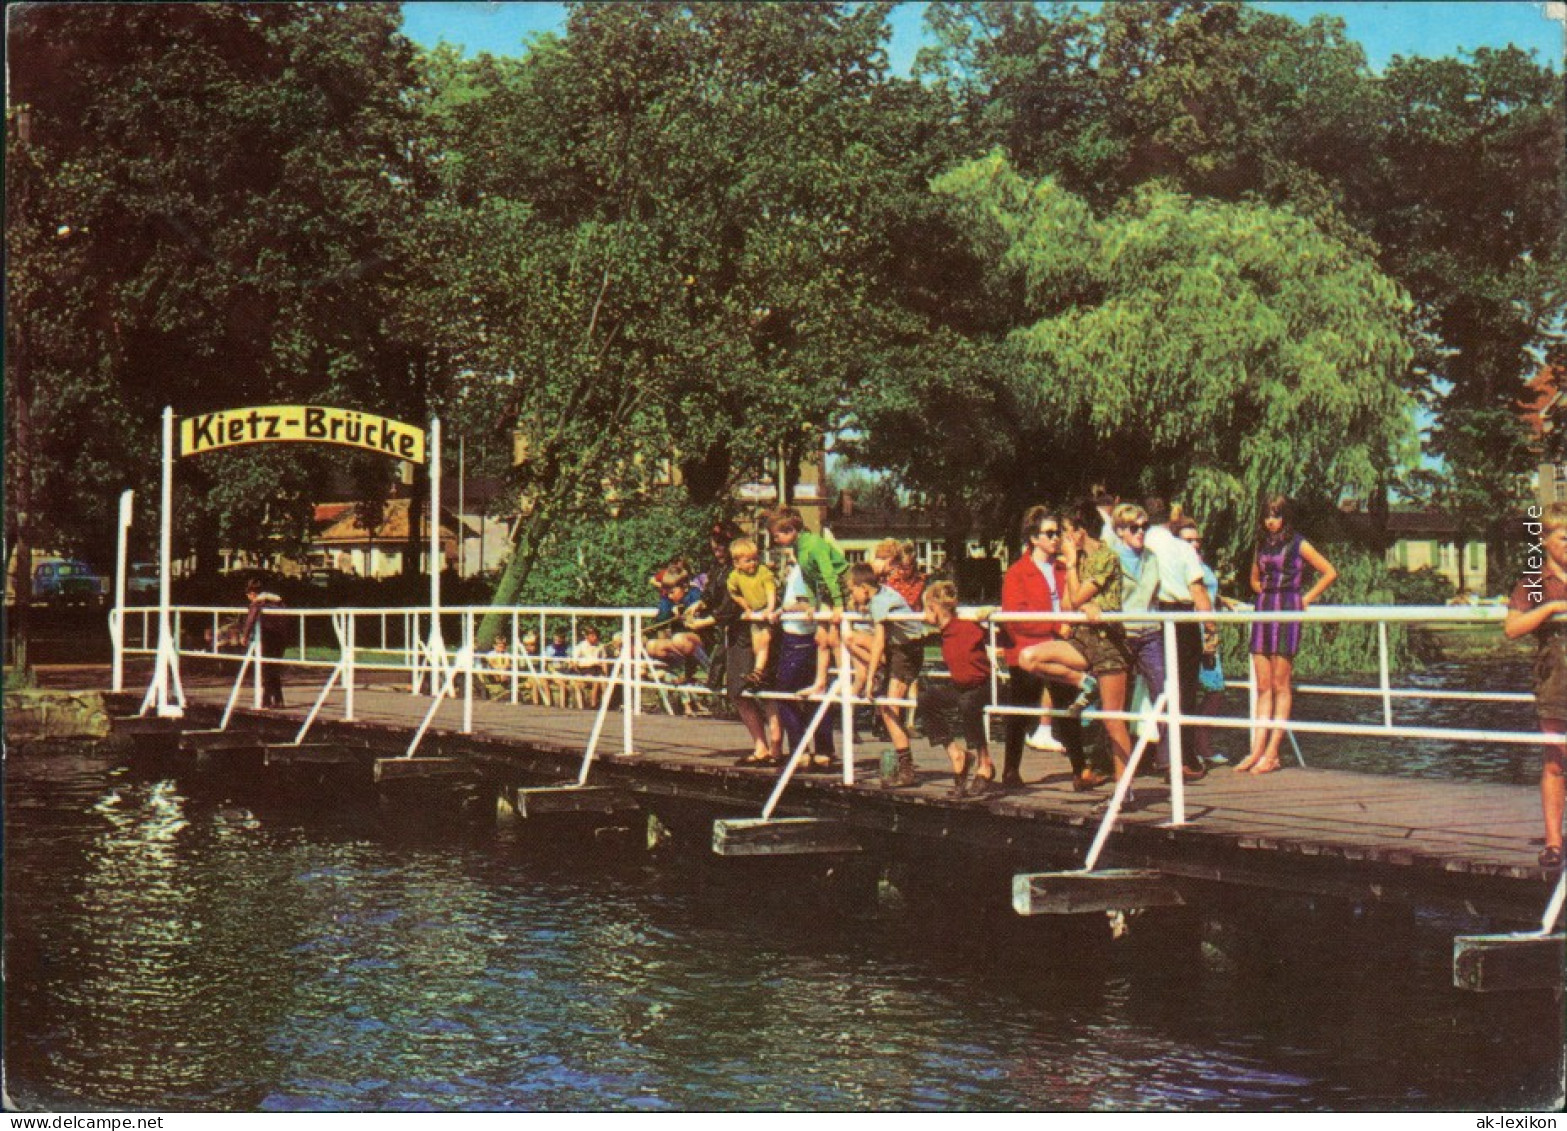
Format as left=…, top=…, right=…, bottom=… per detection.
left=727, top=536, right=778, bottom=691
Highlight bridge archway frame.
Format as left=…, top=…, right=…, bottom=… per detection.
left=139, top=404, right=442, bottom=718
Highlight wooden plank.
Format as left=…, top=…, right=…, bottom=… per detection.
left=712, top=817, right=861, bottom=857
left=180, top=728, right=268, bottom=754
left=264, top=743, right=372, bottom=768
left=109, top=714, right=186, bottom=737
left=373, top=757, right=481, bottom=784
left=1013, top=869, right=1186, bottom=915
left=510, top=785, right=640, bottom=818
left=1453, top=933, right=1565, bottom=992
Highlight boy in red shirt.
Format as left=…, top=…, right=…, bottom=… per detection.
left=919, top=581, right=996, bottom=798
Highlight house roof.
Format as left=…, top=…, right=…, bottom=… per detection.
left=314, top=499, right=476, bottom=546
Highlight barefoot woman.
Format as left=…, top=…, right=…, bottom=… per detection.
left=1237, top=495, right=1337, bottom=775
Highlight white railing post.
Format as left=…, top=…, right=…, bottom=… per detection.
left=407, top=611, right=419, bottom=695
left=1084, top=692, right=1166, bottom=871
left=1378, top=620, right=1394, bottom=729
left=343, top=612, right=356, bottom=722
left=462, top=609, right=475, bottom=734
left=253, top=612, right=265, bottom=709
left=1163, top=617, right=1186, bottom=827
left=621, top=612, right=635, bottom=756
left=510, top=609, right=520, bottom=704
left=839, top=611, right=854, bottom=782
left=1248, top=651, right=1259, bottom=762
left=112, top=489, right=132, bottom=692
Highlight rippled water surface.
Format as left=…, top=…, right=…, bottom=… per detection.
left=5, top=660, right=1564, bottom=1112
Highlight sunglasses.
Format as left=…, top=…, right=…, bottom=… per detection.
left=1038, top=527, right=1061, bottom=538
left=1124, top=521, right=1150, bottom=533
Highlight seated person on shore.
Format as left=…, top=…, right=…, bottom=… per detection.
left=545, top=628, right=572, bottom=706
left=847, top=562, right=924, bottom=789
left=727, top=537, right=778, bottom=692
left=480, top=632, right=514, bottom=700
left=519, top=630, right=552, bottom=706
left=919, top=581, right=995, bottom=798
left=571, top=625, right=609, bottom=709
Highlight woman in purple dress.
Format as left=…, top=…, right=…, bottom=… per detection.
left=1236, top=496, right=1338, bottom=775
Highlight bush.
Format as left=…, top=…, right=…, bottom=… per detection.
left=1385, top=566, right=1456, bottom=606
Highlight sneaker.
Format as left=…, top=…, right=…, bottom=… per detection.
left=1068, top=675, right=1099, bottom=714
left=1025, top=724, right=1066, bottom=753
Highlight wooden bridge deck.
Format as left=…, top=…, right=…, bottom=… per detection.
left=113, top=671, right=1557, bottom=924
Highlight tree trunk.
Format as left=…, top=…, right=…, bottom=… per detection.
left=403, top=466, right=426, bottom=584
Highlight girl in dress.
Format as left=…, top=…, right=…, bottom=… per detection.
left=1237, top=496, right=1338, bottom=775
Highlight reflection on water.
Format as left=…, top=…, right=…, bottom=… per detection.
left=1205, top=657, right=1540, bottom=782
left=5, top=672, right=1564, bottom=1112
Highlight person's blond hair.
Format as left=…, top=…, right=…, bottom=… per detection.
left=923, top=579, right=959, bottom=612
left=1113, top=503, right=1148, bottom=530
left=1545, top=502, right=1567, bottom=536
left=729, top=536, right=759, bottom=560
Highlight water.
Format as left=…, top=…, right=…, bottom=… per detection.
left=5, top=661, right=1565, bottom=1112
left=1203, top=656, right=1542, bottom=782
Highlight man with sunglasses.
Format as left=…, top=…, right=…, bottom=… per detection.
left=999, top=506, right=1099, bottom=790
left=1127, top=499, right=1215, bottom=779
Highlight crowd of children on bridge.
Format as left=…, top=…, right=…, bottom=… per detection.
left=475, top=495, right=1348, bottom=813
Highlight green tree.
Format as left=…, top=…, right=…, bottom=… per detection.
left=1374, top=48, right=1565, bottom=588
left=922, top=153, right=1416, bottom=569
left=6, top=3, right=435, bottom=579
left=404, top=4, right=952, bottom=639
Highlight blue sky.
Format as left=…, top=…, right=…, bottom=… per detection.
left=401, top=1, right=1565, bottom=72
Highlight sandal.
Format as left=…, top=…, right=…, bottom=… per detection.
left=1540, top=845, right=1563, bottom=870
left=735, top=752, right=777, bottom=767
left=1074, top=769, right=1109, bottom=792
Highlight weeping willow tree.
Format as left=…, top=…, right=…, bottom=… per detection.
left=910, top=151, right=1418, bottom=674
left=929, top=152, right=1417, bottom=575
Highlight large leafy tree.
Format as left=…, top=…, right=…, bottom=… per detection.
left=6, top=3, right=433, bottom=579
left=407, top=4, right=953, bottom=636
left=895, top=153, right=1416, bottom=567
left=1374, top=48, right=1565, bottom=587
left=916, top=2, right=1563, bottom=577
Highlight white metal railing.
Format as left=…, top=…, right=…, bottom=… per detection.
left=118, top=600, right=1558, bottom=828
left=115, top=598, right=1562, bottom=929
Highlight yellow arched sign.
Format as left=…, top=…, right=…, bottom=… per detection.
left=179, top=405, right=426, bottom=464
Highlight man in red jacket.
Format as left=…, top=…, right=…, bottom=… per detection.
left=999, top=506, right=1102, bottom=790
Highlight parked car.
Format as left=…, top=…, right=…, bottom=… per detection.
left=127, top=562, right=160, bottom=601
left=33, top=559, right=107, bottom=607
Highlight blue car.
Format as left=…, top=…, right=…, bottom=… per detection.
left=33, top=559, right=107, bottom=607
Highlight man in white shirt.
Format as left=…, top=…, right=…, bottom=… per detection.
left=1142, top=498, right=1215, bottom=777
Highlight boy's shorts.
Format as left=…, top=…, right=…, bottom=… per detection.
left=1070, top=623, right=1132, bottom=677
left=920, top=682, right=988, bottom=749
left=1535, top=635, right=1567, bottom=725
left=886, top=638, right=925, bottom=685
